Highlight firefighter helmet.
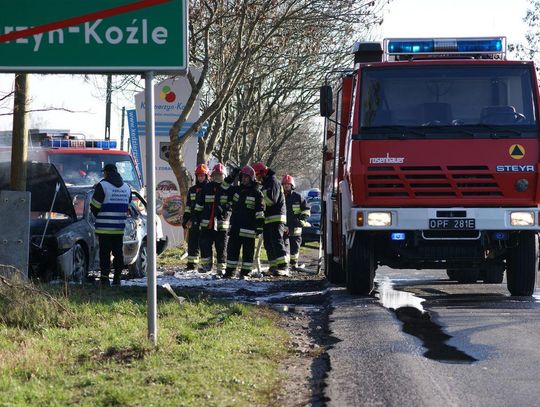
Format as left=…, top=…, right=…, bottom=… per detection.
left=212, top=163, right=226, bottom=176
left=252, top=162, right=268, bottom=177
left=240, top=165, right=256, bottom=181
left=195, top=163, right=210, bottom=176
left=281, top=174, right=295, bottom=189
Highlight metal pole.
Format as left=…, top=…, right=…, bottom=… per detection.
left=145, top=71, right=157, bottom=346
left=120, top=106, right=126, bottom=151
left=105, top=74, right=112, bottom=140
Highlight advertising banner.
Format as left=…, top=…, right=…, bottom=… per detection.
left=133, top=73, right=204, bottom=246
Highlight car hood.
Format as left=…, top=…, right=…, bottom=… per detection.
left=0, top=162, right=77, bottom=219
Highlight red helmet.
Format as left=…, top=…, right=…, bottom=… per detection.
left=195, top=163, right=210, bottom=176
left=252, top=162, right=268, bottom=177
left=281, top=174, right=295, bottom=189
left=240, top=165, right=256, bottom=181
left=212, top=163, right=226, bottom=176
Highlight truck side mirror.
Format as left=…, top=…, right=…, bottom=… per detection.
left=320, top=85, right=334, bottom=117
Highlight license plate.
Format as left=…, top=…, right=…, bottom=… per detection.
left=428, top=218, right=475, bottom=230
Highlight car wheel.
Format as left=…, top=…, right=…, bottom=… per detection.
left=128, top=241, right=147, bottom=278
left=506, top=232, right=538, bottom=296
left=72, top=243, right=88, bottom=282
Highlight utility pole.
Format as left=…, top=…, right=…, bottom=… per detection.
left=10, top=73, right=29, bottom=191
left=120, top=106, right=126, bottom=151
left=104, top=74, right=112, bottom=140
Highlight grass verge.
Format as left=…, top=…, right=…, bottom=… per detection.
left=0, top=283, right=288, bottom=406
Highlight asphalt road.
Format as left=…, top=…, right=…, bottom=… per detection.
left=325, top=266, right=540, bottom=406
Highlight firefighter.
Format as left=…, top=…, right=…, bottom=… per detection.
left=282, top=174, right=310, bottom=270
left=182, top=163, right=209, bottom=270
left=224, top=165, right=265, bottom=279
left=90, top=163, right=132, bottom=285
left=253, top=162, right=289, bottom=276
left=196, top=163, right=232, bottom=273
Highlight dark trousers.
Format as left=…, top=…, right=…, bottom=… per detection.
left=263, top=223, right=288, bottom=269
left=98, top=234, right=124, bottom=278
left=186, top=226, right=201, bottom=269
left=200, top=229, right=228, bottom=268
left=284, top=234, right=302, bottom=265
left=226, top=232, right=255, bottom=275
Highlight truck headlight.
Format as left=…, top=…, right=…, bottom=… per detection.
left=510, top=211, right=534, bottom=226
left=367, top=212, right=392, bottom=227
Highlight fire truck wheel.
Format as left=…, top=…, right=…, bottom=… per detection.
left=446, top=269, right=457, bottom=280
left=453, top=268, right=480, bottom=284
left=325, top=255, right=345, bottom=284
left=481, top=261, right=505, bottom=284
left=345, top=234, right=375, bottom=295
left=128, top=240, right=147, bottom=279
left=506, top=232, right=538, bottom=296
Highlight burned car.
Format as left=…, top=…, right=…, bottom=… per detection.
left=0, top=162, right=167, bottom=281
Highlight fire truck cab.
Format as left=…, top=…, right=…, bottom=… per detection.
left=321, top=37, right=540, bottom=296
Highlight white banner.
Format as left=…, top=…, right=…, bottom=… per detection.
left=134, top=72, right=204, bottom=246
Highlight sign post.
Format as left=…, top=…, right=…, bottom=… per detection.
left=0, top=0, right=189, bottom=345
left=145, top=72, right=157, bottom=345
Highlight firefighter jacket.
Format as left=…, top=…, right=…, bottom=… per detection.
left=194, top=180, right=232, bottom=231
left=285, top=190, right=310, bottom=236
left=260, top=169, right=286, bottom=224
left=229, top=182, right=265, bottom=239
left=182, top=181, right=207, bottom=228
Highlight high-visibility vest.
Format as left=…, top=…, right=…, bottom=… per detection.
left=93, top=181, right=131, bottom=235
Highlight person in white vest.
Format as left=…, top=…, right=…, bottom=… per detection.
left=90, top=163, right=132, bottom=285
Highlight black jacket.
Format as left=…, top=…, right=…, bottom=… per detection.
left=260, top=169, right=286, bottom=224
left=194, top=180, right=232, bottom=231
left=229, top=182, right=264, bottom=238
left=182, top=181, right=207, bottom=227
left=285, top=190, right=310, bottom=235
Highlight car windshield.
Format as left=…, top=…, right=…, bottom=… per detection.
left=309, top=203, right=321, bottom=214
left=48, top=152, right=142, bottom=190
left=358, top=64, right=538, bottom=139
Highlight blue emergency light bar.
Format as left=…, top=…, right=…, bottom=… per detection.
left=41, top=139, right=117, bottom=149
left=384, top=37, right=506, bottom=61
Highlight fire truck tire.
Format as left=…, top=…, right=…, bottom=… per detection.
left=345, top=234, right=375, bottom=295
left=325, top=255, right=345, bottom=284
left=454, top=268, right=480, bottom=284
left=446, top=269, right=457, bottom=280
left=506, top=232, right=538, bottom=296
left=481, top=261, right=505, bottom=284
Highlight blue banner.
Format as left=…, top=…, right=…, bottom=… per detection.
left=127, top=109, right=144, bottom=184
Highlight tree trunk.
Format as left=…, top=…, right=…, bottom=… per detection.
left=10, top=73, right=28, bottom=191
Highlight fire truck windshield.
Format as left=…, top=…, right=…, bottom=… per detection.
left=358, top=64, right=537, bottom=139
left=48, top=152, right=142, bottom=190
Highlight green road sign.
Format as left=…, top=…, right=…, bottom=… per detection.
left=0, top=0, right=187, bottom=73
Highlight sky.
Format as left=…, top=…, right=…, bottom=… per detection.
left=0, top=0, right=532, bottom=142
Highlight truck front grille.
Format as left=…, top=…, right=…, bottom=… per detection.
left=366, top=165, right=502, bottom=198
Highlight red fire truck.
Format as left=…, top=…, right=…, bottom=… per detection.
left=320, top=37, right=540, bottom=296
